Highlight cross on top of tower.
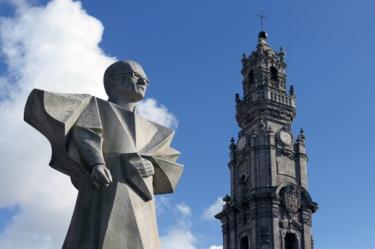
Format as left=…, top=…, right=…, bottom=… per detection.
left=256, top=10, right=268, bottom=31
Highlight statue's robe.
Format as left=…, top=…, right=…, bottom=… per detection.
left=24, top=89, right=183, bottom=249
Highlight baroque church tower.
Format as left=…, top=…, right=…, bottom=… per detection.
left=215, top=32, right=318, bottom=249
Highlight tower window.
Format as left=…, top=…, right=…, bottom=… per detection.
left=249, top=70, right=255, bottom=85
left=270, top=66, right=278, bottom=81
left=240, top=236, right=249, bottom=249
left=285, top=233, right=298, bottom=249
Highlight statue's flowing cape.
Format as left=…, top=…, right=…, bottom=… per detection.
left=24, top=89, right=183, bottom=194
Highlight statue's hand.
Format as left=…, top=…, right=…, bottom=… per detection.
left=91, top=164, right=112, bottom=188
left=129, top=157, right=154, bottom=177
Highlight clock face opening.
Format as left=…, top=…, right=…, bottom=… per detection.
left=279, top=130, right=293, bottom=146
left=237, top=136, right=247, bottom=150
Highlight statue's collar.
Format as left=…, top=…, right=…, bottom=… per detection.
left=107, top=98, right=136, bottom=112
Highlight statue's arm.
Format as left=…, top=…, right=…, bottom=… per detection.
left=71, top=126, right=112, bottom=187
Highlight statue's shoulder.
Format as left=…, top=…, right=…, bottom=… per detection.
left=25, top=89, right=97, bottom=134
left=24, top=89, right=104, bottom=187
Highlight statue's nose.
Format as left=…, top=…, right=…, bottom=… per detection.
left=137, top=78, right=148, bottom=86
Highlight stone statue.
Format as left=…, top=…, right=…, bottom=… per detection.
left=24, top=60, right=183, bottom=249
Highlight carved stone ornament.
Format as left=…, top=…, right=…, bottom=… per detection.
left=282, top=185, right=301, bottom=213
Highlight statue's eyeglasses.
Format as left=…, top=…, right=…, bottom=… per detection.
left=115, top=71, right=149, bottom=85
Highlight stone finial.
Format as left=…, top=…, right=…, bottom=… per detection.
left=235, top=93, right=241, bottom=104
left=229, top=137, right=236, bottom=151
left=279, top=47, right=286, bottom=62
left=229, top=137, right=236, bottom=162
left=300, top=128, right=305, bottom=138
left=298, top=128, right=305, bottom=141
left=289, top=85, right=295, bottom=96
left=241, top=53, right=247, bottom=66
left=223, top=195, right=231, bottom=205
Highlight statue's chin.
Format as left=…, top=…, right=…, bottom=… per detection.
left=109, top=91, right=144, bottom=103
left=127, top=93, right=144, bottom=103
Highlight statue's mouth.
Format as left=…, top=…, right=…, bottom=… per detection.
left=136, top=84, right=147, bottom=91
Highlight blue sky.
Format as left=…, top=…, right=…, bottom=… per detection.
left=0, top=0, right=375, bottom=248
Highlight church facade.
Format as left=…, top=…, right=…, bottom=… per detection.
left=215, top=32, right=318, bottom=249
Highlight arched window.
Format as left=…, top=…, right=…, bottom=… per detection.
left=240, top=236, right=249, bottom=249
left=270, top=66, right=278, bottom=81
left=249, top=70, right=255, bottom=85
left=285, top=233, right=298, bottom=249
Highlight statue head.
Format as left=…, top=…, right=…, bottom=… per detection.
left=104, top=60, right=149, bottom=103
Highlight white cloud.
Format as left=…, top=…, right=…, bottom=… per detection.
left=158, top=200, right=198, bottom=249
left=202, top=197, right=224, bottom=220
left=157, top=199, right=223, bottom=249
left=160, top=227, right=197, bottom=249
left=209, top=246, right=223, bottom=249
left=155, top=196, right=171, bottom=216
left=0, top=0, right=177, bottom=248
left=176, top=202, right=191, bottom=217
left=136, top=98, right=178, bottom=129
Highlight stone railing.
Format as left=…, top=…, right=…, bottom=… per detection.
left=236, top=90, right=295, bottom=113
left=268, top=91, right=295, bottom=107
left=236, top=97, right=252, bottom=114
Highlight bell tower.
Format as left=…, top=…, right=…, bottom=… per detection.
left=216, top=32, right=318, bottom=249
